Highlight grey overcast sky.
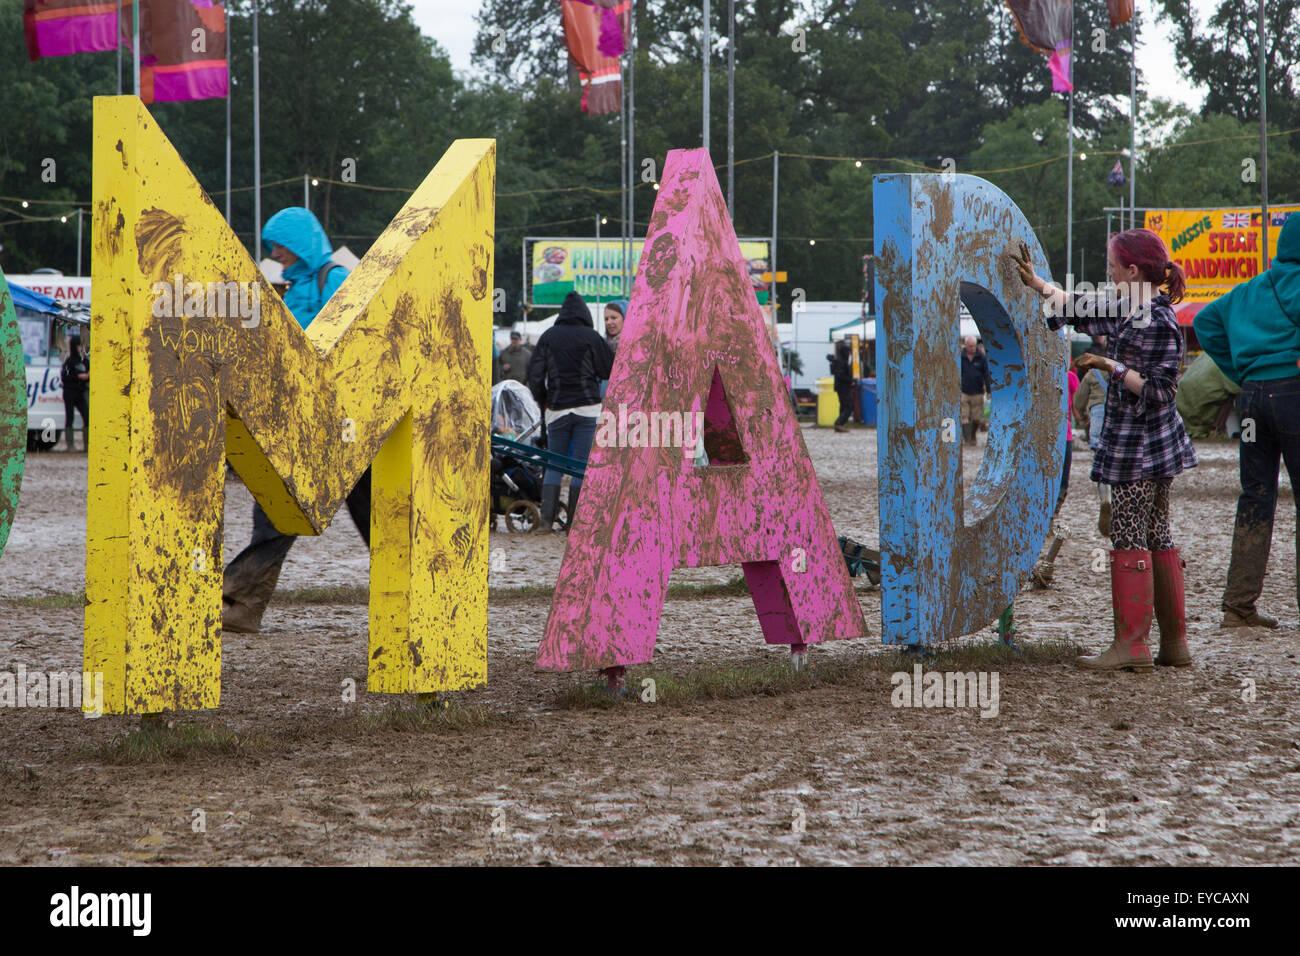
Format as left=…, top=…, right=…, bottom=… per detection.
left=404, top=0, right=1223, bottom=112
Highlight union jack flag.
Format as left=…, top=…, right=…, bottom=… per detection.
left=1222, top=213, right=1250, bottom=228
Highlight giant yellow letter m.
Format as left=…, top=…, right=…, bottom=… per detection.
left=87, top=97, right=494, bottom=714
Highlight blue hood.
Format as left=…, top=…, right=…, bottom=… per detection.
left=262, top=207, right=346, bottom=328
left=263, top=207, right=335, bottom=283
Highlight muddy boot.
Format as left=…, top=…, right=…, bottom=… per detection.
left=221, top=519, right=296, bottom=633
left=1077, top=549, right=1155, bottom=672
left=961, top=422, right=976, bottom=445
left=1222, top=608, right=1279, bottom=629
left=1152, top=548, right=1192, bottom=667
left=1220, top=519, right=1278, bottom=628
left=536, top=484, right=561, bottom=534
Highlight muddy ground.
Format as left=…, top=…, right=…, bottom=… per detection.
left=1, top=427, right=1297, bottom=865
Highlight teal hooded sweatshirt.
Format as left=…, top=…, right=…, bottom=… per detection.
left=263, top=207, right=348, bottom=328
left=1194, top=214, right=1300, bottom=384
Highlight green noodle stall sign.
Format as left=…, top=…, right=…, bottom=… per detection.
left=0, top=275, right=26, bottom=558
left=526, top=237, right=772, bottom=307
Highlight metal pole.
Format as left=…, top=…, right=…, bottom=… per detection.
left=1066, top=51, right=1074, bottom=285
left=727, top=0, right=735, bottom=221
left=225, top=15, right=232, bottom=224
left=253, top=0, right=262, bottom=260
left=702, top=0, right=710, bottom=152
left=521, top=238, right=528, bottom=339
left=132, top=0, right=140, bottom=96
left=626, top=55, right=631, bottom=297
left=304, top=174, right=309, bottom=210
left=1129, top=18, right=1136, bottom=230
left=116, top=0, right=122, bottom=95
left=595, top=216, right=602, bottom=308
left=629, top=4, right=636, bottom=293
left=770, top=151, right=779, bottom=344
left=76, top=209, right=83, bottom=275
left=1259, top=0, right=1270, bottom=271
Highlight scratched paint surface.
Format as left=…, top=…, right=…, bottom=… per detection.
left=86, top=96, right=494, bottom=713
left=537, top=149, right=868, bottom=672
left=873, top=174, right=1066, bottom=645
left=0, top=277, right=24, bottom=559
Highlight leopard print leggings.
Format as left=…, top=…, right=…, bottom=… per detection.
left=1109, top=478, right=1175, bottom=551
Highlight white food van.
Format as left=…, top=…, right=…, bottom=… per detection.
left=6, top=274, right=91, bottom=441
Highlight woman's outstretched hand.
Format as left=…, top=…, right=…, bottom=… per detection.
left=1009, top=241, right=1042, bottom=293
left=1075, top=352, right=1112, bottom=374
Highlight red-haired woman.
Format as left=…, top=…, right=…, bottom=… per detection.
left=1012, top=229, right=1198, bottom=671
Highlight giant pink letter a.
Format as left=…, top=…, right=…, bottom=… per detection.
left=536, top=148, right=868, bottom=671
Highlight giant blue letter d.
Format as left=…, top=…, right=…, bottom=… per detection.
left=873, top=174, right=1067, bottom=645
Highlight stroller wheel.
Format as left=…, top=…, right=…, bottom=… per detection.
left=553, top=501, right=569, bottom=533
left=505, top=499, right=542, bottom=533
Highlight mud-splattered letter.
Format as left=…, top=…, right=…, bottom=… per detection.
left=536, top=149, right=867, bottom=672
left=87, top=96, right=494, bottom=713
left=872, top=174, right=1066, bottom=645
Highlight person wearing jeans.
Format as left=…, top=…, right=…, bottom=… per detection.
left=1195, top=213, right=1300, bottom=629
left=527, top=291, right=614, bottom=532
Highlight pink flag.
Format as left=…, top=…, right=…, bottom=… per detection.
left=1049, top=46, right=1073, bottom=92
left=126, top=0, right=229, bottom=103
left=23, top=0, right=120, bottom=59
left=1005, top=1, right=1073, bottom=92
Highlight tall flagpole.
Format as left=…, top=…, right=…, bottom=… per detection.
left=253, top=0, right=263, bottom=260
left=1066, top=40, right=1074, bottom=285
left=1129, top=17, right=1136, bottom=229
left=1258, top=0, right=1269, bottom=270
left=132, top=0, right=140, bottom=96
left=626, top=55, right=631, bottom=295
left=628, top=4, right=636, bottom=295
left=727, top=0, right=735, bottom=221
left=702, top=0, right=710, bottom=151
left=225, top=8, right=232, bottom=225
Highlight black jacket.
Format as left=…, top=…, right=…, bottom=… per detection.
left=528, top=292, right=614, bottom=411
left=61, top=350, right=89, bottom=399
left=960, top=350, right=991, bottom=395
left=828, top=342, right=854, bottom=387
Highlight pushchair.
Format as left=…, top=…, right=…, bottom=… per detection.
left=489, top=381, right=584, bottom=532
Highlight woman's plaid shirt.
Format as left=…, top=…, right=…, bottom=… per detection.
left=1047, top=292, right=1197, bottom=485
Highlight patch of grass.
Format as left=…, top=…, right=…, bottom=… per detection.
left=351, top=697, right=502, bottom=734
left=557, top=656, right=865, bottom=709
left=10, top=590, right=86, bottom=609
left=666, top=576, right=751, bottom=599
left=268, top=575, right=756, bottom=606
left=272, top=585, right=369, bottom=605
left=91, top=721, right=263, bottom=765
left=490, top=575, right=751, bottom=604
left=556, top=637, right=1083, bottom=710
left=489, top=583, right=560, bottom=603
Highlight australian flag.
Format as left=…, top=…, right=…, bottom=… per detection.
left=1107, top=161, right=1125, bottom=187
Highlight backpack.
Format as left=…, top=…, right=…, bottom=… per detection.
left=316, top=262, right=341, bottom=295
